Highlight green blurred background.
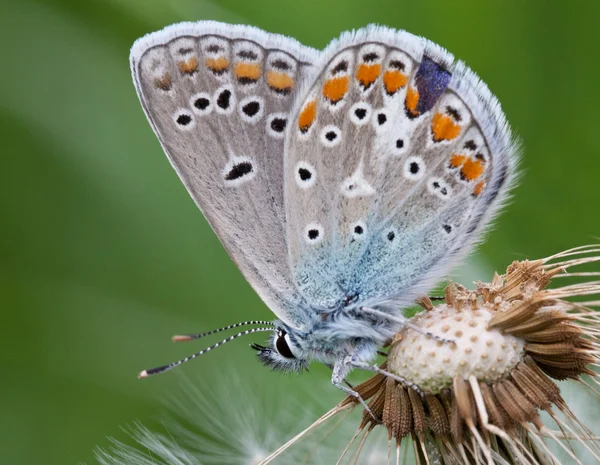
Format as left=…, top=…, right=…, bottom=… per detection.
left=2, top=0, right=600, bottom=464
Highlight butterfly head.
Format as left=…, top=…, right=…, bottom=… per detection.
left=251, top=324, right=309, bottom=373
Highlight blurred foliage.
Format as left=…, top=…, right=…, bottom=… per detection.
left=2, top=0, right=600, bottom=464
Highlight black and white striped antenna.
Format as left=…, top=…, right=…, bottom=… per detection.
left=138, top=326, right=273, bottom=378
left=172, top=320, right=274, bottom=342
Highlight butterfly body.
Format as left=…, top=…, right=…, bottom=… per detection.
left=131, top=22, right=518, bottom=398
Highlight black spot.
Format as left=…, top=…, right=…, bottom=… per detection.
left=446, top=106, right=462, bottom=122
left=308, top=229, right=319, bottom=240
left=354, top=225, right=364, bottom=235
left=225, top=162, right=253, bottom=181
left=176, top=114, right=192, bottom=126
left=270, top=117, right=287, bottom=133
left=332, top=61, right=348, bottom=74
left=206, top=44, right=222, bottom=53
left=178, top=47, right=193, bottom=55
left=377, top=113, right=387, bottom=125
left=271, top=59, right=291, bottom=70
left=217, top=89, right=232, bottom=109
left=355, top=108, right=367, bottom=120
left=389, top=60, right=405, bottom=71
left=363, top=52, right=379, bottom=62
left=194, top=98, right=210, bottom=110
left=443, top=224, right=452, bottom=234
left=440, top=187, right=448, bottom=196
left=237, top=50, right=258, bottom=60
left=325, top=131, right=337, bottom=141
left=464, top=140, right=477, bottom=151
left=475, top=153, right=486, bottom=162
left=298, top=168, right=312, bottom=181
left=242, top=101, right=260, bottom=117
left=433, top=181, right=440, bottom=189
left=409, top=162, right=420, bottom=174
left=387, top=231, right=395, bottom=241
left=396, top=139, right=404, bottom=149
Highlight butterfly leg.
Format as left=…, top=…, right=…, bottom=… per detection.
left=331, top=357, right=379, bottom=422
left=349, top=360, right=424, bottom=397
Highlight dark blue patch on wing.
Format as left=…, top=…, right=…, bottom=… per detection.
left=414, top=56, right=452, bottom=114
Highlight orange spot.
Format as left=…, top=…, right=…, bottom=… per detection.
left=383, top=69, right=407, bottom=95
left=406, top=87, right=420, bottom=116
left=449, top=154, right=467, bottom=168
left=473, top=180, right=486, bottom=196
left=431, top=113, right=461, bottom=142
left=298, top=100, right=317, bottom=132
left=234, top=62, right=262, bottom=81
left=178, top=57, right=198, bottom=75
left=322, top=76, right=349, bottom=104
left=205, top=57, right=229, bottom=73
left=356, top=63, right=381, bottom=89
left=154, top=73, right=172, bottom=91
left=266, top=71, right=294, bottom=91
left=461, top=159, right=485, bottom=181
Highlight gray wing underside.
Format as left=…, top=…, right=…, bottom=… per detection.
left=130, top=22, right=319, bottom=328
left=284, top=26, right=518, bottom=312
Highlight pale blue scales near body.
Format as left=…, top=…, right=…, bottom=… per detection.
left=130, top=21, right=518, bottom=410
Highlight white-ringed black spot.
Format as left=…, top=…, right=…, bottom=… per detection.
left=217, top=89, right=232, bottom=109
left=242, top=101, right=260, bottom=117
left=372, top=108, right=391, bottom=132
left=177, top=114, right=192, bottom=126
left=195, top=98, right=210, bottom=110
left=298, top=168, right=311, bottom=181
left=443, top=224, right=452, bottom=234
left=396, top=139, right=404, bottom=149
left=387, top=230, right=395, bottom=241
left=267, top=113, right=287, bottom=139
left=403, top=156, right=425, bottom=181
left=173, top=109, right=195, bottom=130
left=304, top=223, right=324, bottom=244
left=222, top=156, right=257, bottom=186
left=320, top=125, right=342, bottom=147
left=295, top=161, right=316, bottom=189
left=225, top=162, right=253, bottom=180
left=351, top=221, right=367, bottom=240
left=349, top=102, right=372, bottom=126
left=271, top=117, right=286, bottom=132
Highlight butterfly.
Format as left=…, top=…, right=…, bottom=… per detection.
left=131, top=21, right=517, bottom=410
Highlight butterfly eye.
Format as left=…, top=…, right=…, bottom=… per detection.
left=275, top=329, right=295, bottom=359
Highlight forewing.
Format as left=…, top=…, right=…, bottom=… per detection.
left=130, top=22, right=319, bottom=328
left=284, top=26, right=517, bottom=311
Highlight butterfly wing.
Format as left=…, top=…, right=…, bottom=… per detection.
left=130, top=22, right=319, bottom=328
left=284, top=26, right=517, bottom=311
